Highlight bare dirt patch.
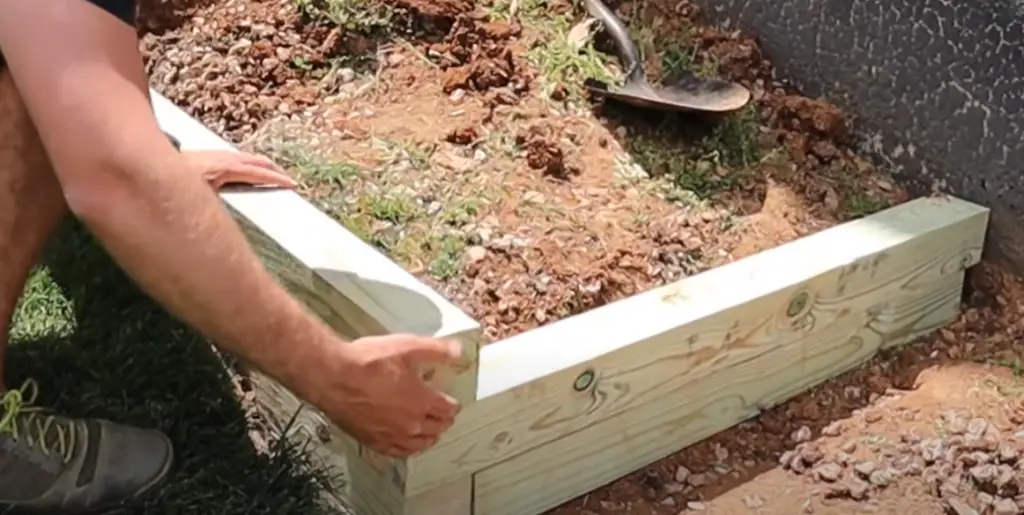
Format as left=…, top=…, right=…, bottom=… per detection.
left=135, top=0, right=1023, bottom=513
left=142, top=0, right=901, bottom=341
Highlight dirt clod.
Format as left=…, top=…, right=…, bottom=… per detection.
left=799, top=444, right=824, bottom=467
left=813, top=462, right=842, bottom=483
left=792, top=426, right=813, bottom=443
left=946, top=498, right=981, bottom=515
left=968, top=418, right=990, bottom=438
left=675, top=466, right=691, bottom=483
left=998, top=443, right=1019, bottom=464
left=446, top=125, right=479, bottom=145
left=853, top=460, right=876, bottom=478
left=849, top=479, right=871, bottom=500
left=773, top=95, right=849, bottom=140
left=868, top=468, right=896, bottom=487
left=993, top=497, right=1020, bottom=515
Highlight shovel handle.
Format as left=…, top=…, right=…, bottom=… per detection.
left=584, top=0, right=644, bottom=81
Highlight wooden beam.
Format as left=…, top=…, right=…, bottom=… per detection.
left=476, top=271, right=966, bottom=514
left=405, top=196, right=988, bottom=511
left=151, top=92, right=482, bottom=514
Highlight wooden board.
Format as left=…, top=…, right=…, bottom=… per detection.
left=474, top=271, right=967, bottom=514
left=410, top=196, right=987, bottom=511
left=151, top=92, right=481, bottom=514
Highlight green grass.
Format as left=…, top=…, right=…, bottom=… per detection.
left=842, top=189, right=888, bottom=219
left=7, top=222, right=332, bottom=515
left=626, top=104, right=762, bottom=200
left=265, top=141, right=485, bottom=282
left=631, top=18, right=720, bottom=80
left=623, top=12, right=765, bottom=201
left=485, top=0, right=766, bottom=203
left=622, top=10, right=899, bottom=221
left=525, top=17, right=616, bottom=102
left=295, top=0, right=394, bottom=34
left=291, top=0, right=404, bottom=73
left=486, top=0, right=617, bottom=103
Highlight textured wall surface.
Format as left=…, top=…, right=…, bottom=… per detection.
left=693, top=0, right=1024, bottom=269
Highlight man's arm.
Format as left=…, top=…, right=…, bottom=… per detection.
left=0, top=0, right=337, bottom=400
left=0, top=0, right=466, bottom=458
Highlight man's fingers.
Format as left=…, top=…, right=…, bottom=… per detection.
left=383, top=437, right=435, bottom=458
left=411, top=434, right=439, bottom=452
left=421, top=411, right=456, bottom=434
left=426, top=392, right=460, bottom=421
left=370, top=437, right=437, bottom=458
left=400, top=337, right=463, bottom=365
left=387, top=437, right=438, bottom=458
left=377, top=444, right=413, bottom=458
left=215, top=165, right=298, bottom=189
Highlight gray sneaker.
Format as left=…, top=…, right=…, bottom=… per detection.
left=0, top=380, right=174, bottom=514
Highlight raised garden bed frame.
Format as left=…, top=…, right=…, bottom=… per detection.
left=153, top=91, right=992, bottom=515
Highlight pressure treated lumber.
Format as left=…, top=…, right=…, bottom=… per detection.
left=412, top=196, right=988, bottom=514
left=150, top=92, right=481, bottom=514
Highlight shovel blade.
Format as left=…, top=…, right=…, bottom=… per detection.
left=586, top=76, right=751, bottom=113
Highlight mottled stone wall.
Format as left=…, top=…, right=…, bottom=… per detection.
left=694, top=0, right=1024, bottom=270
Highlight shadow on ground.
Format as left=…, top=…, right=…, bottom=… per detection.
left=6, top=220, right=331, bottom=515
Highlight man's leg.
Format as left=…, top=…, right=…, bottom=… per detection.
left=0, top=67, right=175, bottom=514
left=0, top=69, right=68, bottom=383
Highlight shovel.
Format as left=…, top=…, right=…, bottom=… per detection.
left=582, top=0, right=751, bottom=114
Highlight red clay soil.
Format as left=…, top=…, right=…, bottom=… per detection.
left=138, top=0, right=902, bottom=338
left=137, top=0, right=1023, bottom=513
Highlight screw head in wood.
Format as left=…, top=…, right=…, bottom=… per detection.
left=573, top=368, right=596, bottom=391
left=787, top=292, right=809, bottom=317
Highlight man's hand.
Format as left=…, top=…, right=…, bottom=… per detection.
left=309, top=334, right=463, bottom=458
left=185, top=150, right=297, bottom=190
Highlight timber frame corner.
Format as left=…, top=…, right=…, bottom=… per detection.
left=154, top=91, right=991, bottom=515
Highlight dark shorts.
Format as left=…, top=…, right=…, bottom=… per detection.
left=0, top=0, right=137, bottom=72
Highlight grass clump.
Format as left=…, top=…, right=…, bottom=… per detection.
left=524, top=17, right=616, bottom=102
left=292, top=0, right=406, bottom=71
left=842, top=191, right=888, bottom=219
left=294, top=0, right=394, bottom=34
left=627, top=104, right=762, bottom=199
left=486, top=0, right=617, bottom=103
left=606, top=17, right=764, bottom=200
left=272, top=141, right=487, bottom=282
